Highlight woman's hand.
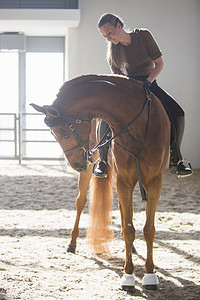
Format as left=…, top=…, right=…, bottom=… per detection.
left=147, top=56, right=164, bottom=83
left=143, top=80, right=152, bottom=89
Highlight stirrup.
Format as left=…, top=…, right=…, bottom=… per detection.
left=92, top=159, right=108, bottom=178
left=177, top=160, right=193, bottom=178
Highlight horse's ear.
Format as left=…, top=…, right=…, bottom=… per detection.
left=30, top=103, right=47, bottom=115
left=43, top=105, right=60, bottom=118
left=30, top=104, right=59, bottom=118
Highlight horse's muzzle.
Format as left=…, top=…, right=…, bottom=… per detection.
left=71, top=159, right=88, bottom=173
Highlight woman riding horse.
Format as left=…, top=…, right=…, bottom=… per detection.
left=94, top=13, right=192, bottom=178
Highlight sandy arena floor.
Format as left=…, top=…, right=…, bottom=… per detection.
left=0, top=164, right=199, bottom=300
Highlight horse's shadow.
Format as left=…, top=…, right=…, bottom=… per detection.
left=79, top=249, right=200, bottom=298
left=78, top=252, right=143, bottom=296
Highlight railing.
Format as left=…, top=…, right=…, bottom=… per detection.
left=0, top=113, right=64, bottom=163
left=0, top=113, right=18, bottom=159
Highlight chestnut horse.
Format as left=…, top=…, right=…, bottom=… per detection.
left=31, top=74, right=170, bottom=291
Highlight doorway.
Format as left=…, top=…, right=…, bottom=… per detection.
left=0, top=36, right=65, bottom=162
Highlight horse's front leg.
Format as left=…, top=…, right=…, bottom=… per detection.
left=67, top=164, right=92, bottom=253
left=116, top=177, right=136, bottom=292
left=142, top=173, right=162, bottom=290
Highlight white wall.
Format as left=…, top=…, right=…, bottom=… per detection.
left=68, top=0, right=200, bottom=168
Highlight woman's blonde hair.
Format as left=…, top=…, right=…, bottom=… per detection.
left=98, top=13, right=129, bottom=74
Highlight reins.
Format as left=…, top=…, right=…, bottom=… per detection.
left=88, top=86, right=151, bottom=201
left=44, top=86, right=151, bottom=201
left=89, top=87, right=151, bottom=154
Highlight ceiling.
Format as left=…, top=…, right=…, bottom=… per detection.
left=0, top=9, right=80, bottom=36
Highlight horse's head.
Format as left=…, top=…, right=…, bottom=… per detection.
left=30, top=103, right=92, bottom=173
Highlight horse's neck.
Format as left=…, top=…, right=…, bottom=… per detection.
left=66, top=77, right=142, bottom=127
left=58, top=75, right=145, bottom=131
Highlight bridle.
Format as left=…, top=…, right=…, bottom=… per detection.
left=44, top=104, right=91, bottom=156
left=44, top=87, right=151, bottom=201
left=44, top=87, right=151, bottom=159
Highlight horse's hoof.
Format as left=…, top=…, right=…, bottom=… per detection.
left=142, top=274, right=159, bottom=290
left=67, top=244, right=76, bottom=254
left=121, top=274, right=135, bottom=293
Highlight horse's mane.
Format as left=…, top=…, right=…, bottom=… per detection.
left=54, top=74, right=142, bottom=104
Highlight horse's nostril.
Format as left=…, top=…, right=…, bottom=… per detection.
left=77, top=167, right=86, bottom=173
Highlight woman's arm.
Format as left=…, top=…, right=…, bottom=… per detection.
left=147, top=56, right=164, bottom=83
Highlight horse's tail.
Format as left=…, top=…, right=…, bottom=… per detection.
left=87, top=164, right=114, bottom=253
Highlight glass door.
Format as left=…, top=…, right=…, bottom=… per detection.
left=0, top=37, right=65, bottom=161
left=26, top=52, right=64, bottom=111
left=25, top=52, right=64, bottom=159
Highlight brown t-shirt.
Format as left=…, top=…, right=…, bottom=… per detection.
left=111, top=29, right=162, bottom=77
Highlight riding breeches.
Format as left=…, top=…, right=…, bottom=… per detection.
left=149, top=80, right=184, bottom=124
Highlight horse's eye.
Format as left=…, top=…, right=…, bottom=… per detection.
left=63, top=134, right=70, bottom=140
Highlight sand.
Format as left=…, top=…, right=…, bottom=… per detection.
left=0, top=164, right=199, bottom=300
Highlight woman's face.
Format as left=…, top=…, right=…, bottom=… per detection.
left=99, top=22, right=122, bottom=44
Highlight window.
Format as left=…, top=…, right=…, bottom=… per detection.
left=26, top=52, right=64, bottom=112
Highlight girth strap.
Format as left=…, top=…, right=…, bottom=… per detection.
left=87, top=86, right=152, bottom=201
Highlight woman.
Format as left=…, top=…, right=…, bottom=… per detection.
left=94, top=13, right=192, bottom=178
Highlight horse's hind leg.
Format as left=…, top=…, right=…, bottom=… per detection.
left=67, top=164, right=92, bottom=253
left=142, top=173, right=162, bottom=289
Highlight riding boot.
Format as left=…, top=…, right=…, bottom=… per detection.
left=93, top=120, right=111, bottom=178
left=169, top=116, right=192, bottom=177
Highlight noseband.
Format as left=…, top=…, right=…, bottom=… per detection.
left=44, top=104, right=91, bottom=156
